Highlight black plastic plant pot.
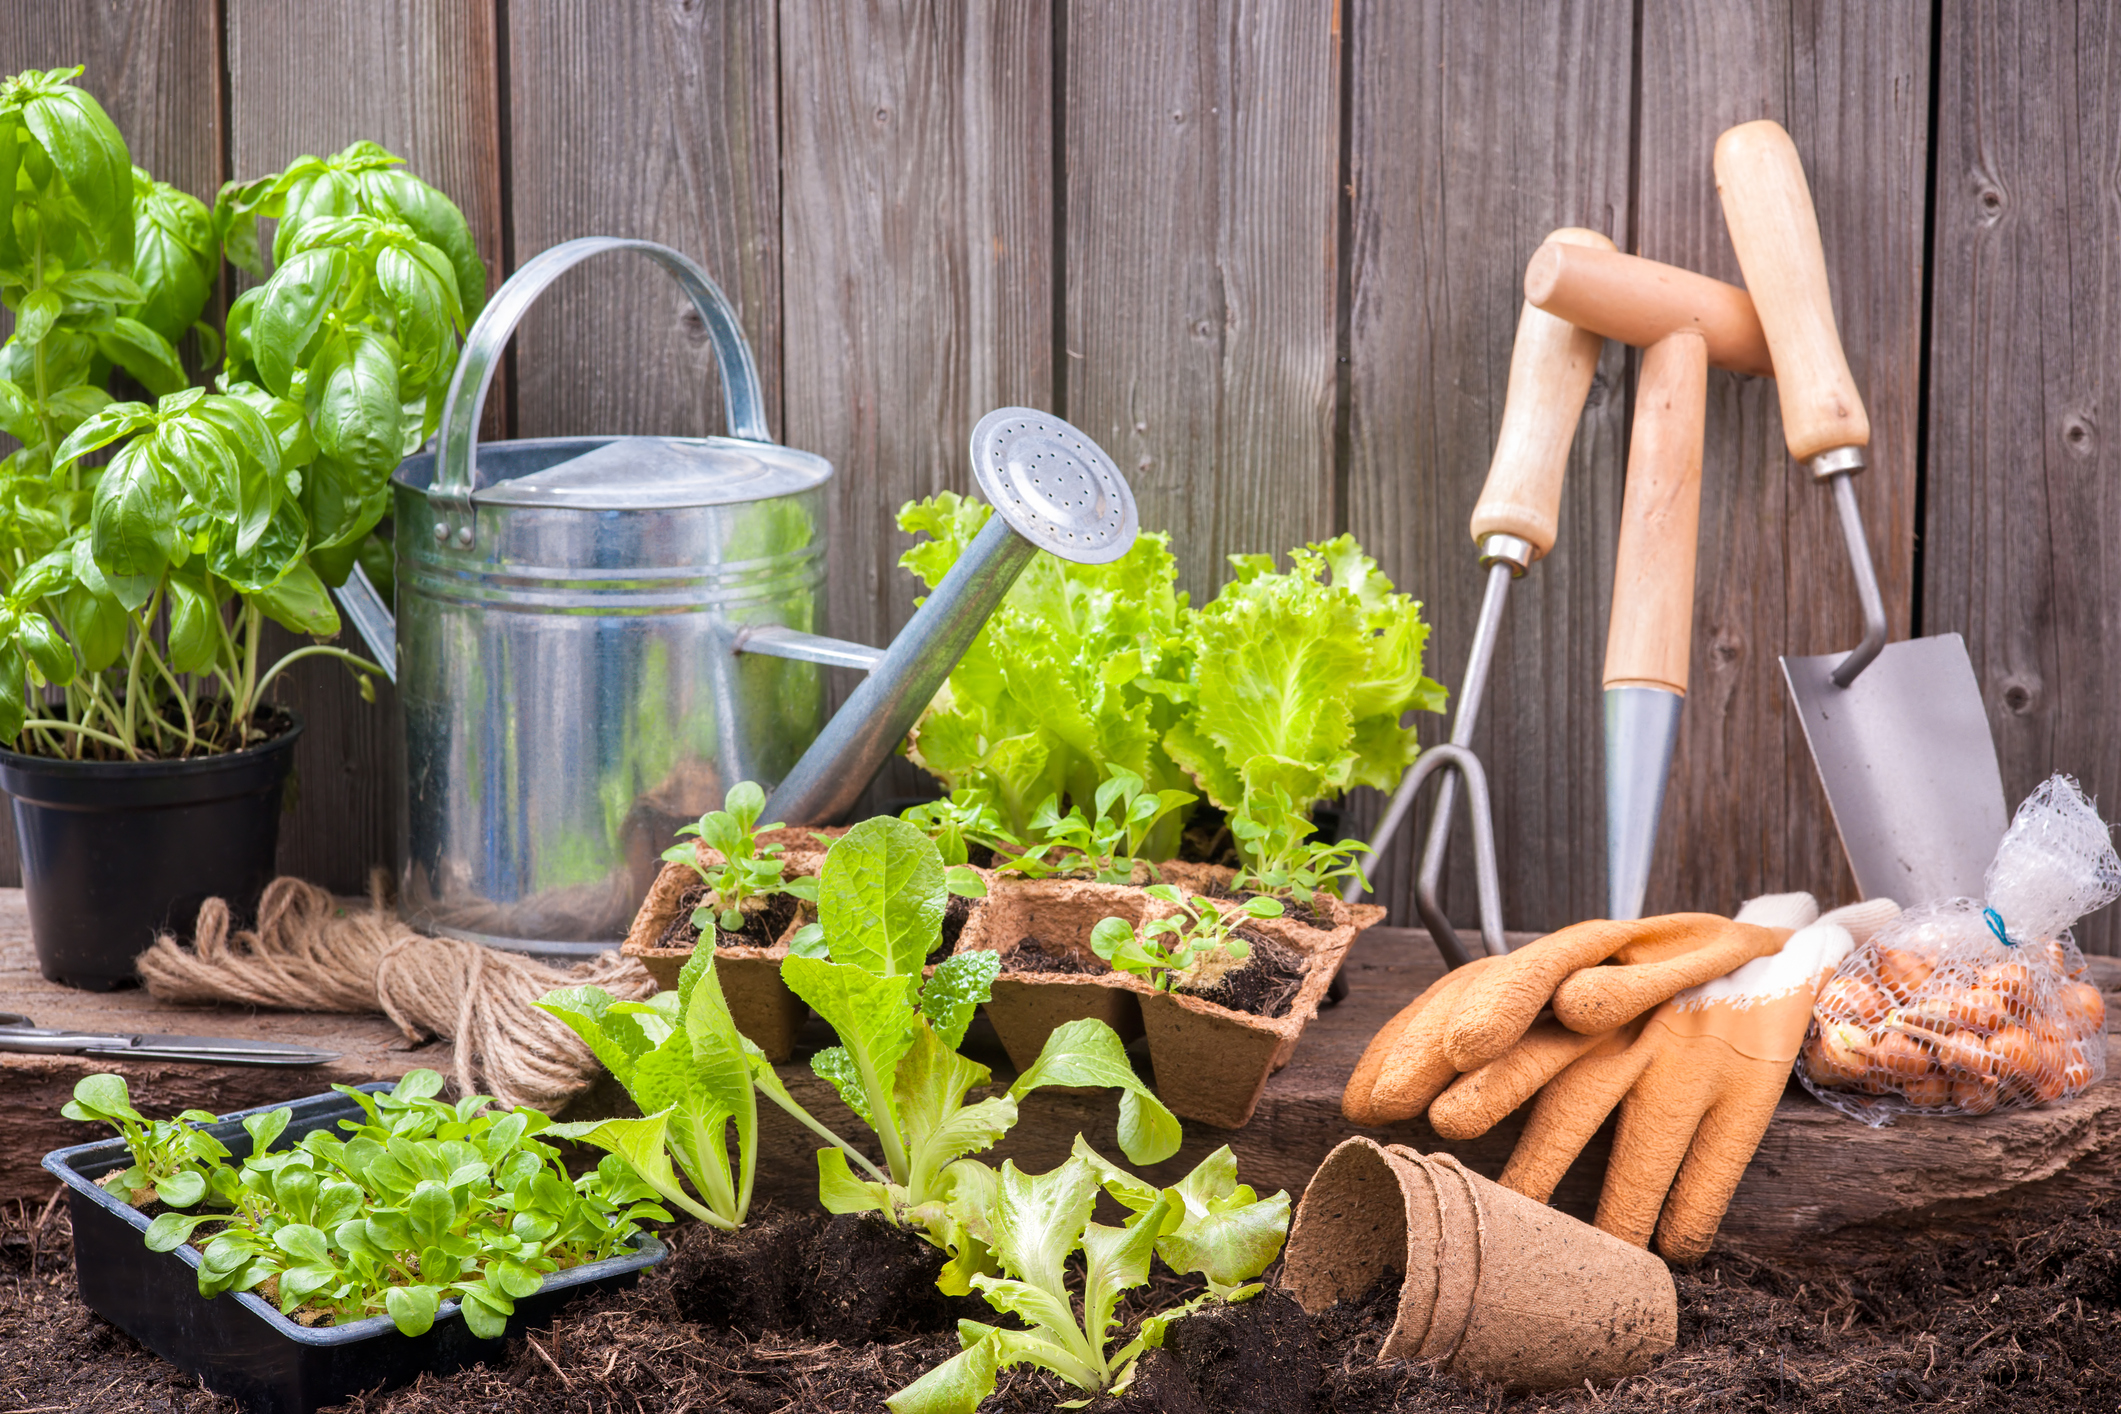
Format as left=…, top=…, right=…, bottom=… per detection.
left=0, top=709, right=304, bottom=991
left=42, top=1083, right=667, bottom=1414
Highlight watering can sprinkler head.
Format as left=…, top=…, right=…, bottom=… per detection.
left=753, top=407, right=1138, bottom=825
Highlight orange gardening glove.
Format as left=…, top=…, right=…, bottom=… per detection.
left=1342, top=903, right=1805, bottom=1127
left=1498, top=897, right=1900, bottom=1262
left=1425, top=893, right=1818, bottom=1139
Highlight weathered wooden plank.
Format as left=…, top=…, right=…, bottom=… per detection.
left=1926, top=1, right=2121, bottom=956
left=1062, top=0, right=1338, bottom=606
left=0, top=2, right=226, bottom=889
left=777, top=0, right=1054, bottom=809
left=224, top=0, right=506, bottom=893
left=1634, top=0, right=1930, bottom=919
left=1336, top=0, right=1635, bottom=938
left=505, top=0, right=780, bottom=443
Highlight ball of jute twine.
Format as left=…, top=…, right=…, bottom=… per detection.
left=136, top=875, right=656, bottom=1112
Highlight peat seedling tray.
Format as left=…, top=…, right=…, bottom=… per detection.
left=41, top=1081, right=667, bottom=1414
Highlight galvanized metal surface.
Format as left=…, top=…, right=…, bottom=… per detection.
left=389, top=239, right=832, bottom=953
left=1604, top=684, right=1683, bottom=920
left=1783, top=633, right=2008, bottom=907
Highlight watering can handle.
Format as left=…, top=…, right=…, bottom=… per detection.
left=425, top=237, right=772, bottom=547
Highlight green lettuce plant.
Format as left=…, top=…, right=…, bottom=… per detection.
left=779, top=818, right=1180, bottom=1234
left=887, top=1139, right=1289, bottom=1413
left=1089, top=884, right=1282, bottom=991
left=1163, top=535, right=1445, bottom=882
left=1227, top=781, right=1371, bottom=904
left=64, top=1071, right=665, bottom=1339
left=61, top=1072, right=226, bottom=1208
left=897, top=493, right=1197, bottom=852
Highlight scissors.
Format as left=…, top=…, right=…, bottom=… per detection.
left=0, top=1012, right=339, bottom=1067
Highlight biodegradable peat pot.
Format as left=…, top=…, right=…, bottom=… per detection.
left=1136, top=893, right=1380, bottom=1128
left=0, top=709, right=302, bottom=991
left=41, top=1083, right=665, bottom=1414
left=1282, top=1137, right=1676, bottom=1388
left=950, top=876, right=1156, bottom=1072
left=619, top=826, right=849, bottom=1061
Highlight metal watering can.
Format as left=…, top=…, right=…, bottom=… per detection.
left=336, top=238, right=1138, bottom=956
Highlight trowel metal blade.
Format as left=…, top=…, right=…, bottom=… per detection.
left=1604, top=684, right=1684, bottom=921
left=1782, top=632, right=2008, bottom=907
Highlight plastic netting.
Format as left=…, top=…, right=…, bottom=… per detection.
left=1798, top=774, right=2118, bottom=1125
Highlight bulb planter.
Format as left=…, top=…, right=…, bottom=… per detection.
left=41, top=1083, right=666, bottom=1414
left=1, top=709, right=303, bottom=991
left=955, top=864, right=1382, bottom=1127
left=620, top=826, right=847, bottom=1061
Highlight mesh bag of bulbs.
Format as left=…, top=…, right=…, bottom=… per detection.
left=1800, top=774, right=2118, bottom=1124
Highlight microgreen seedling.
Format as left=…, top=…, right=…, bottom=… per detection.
left=1089, top=885, right=1282, bottom=992
left=1228, top=782, right=1370, bottom=905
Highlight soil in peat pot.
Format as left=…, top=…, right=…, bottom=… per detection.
left=1177, top=929, right=1308, bottom=1019
left=656, top=884, right=801, bottom=951
left=11, top=1184, right=2121, bottom=1412
left=1199, top=878, right=1338, bottom=931
left=1007, top=934, right=1104, bottom=975
left=931, top=891, right=979, bottom=965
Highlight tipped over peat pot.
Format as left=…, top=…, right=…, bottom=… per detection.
left=0, top=708, right=303, bottom=990
left=41, top=1083, right=666, bottom=1414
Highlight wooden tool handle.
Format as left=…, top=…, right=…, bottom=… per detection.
left=1523, top=242, right=1772, bottom=377
left=1469, top=227, right=1615, bottom=559
left=1604, top=330, right=1708, bottom=693
left=1713, top=119, right=1870, bottom=460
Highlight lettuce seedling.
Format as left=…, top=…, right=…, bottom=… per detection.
left=1005, top=766, right=1196, bottom=883
left=1089, top=885, right=1282, bottom=992
left=70, top=1070, right=664, bottom=1339
left=780, top=818, right=1182, bottom=1230
left=887, top=1140, right=1290, bottom=1414
left=538, top=943, right=829, bottom=1232
left=1228, top=781, right=1371, bottom=904
left=662, top=779, right=818, bottom=935
left=901, top=788, right=1018, bottom=867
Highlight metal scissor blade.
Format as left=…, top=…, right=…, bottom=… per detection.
left=102, top=1033, right=341, bottom=1066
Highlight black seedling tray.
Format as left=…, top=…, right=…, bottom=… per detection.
left=43, top=1082, right=666, bottom=1414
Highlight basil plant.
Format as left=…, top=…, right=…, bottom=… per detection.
left=0, top=65, right=482, bottom=761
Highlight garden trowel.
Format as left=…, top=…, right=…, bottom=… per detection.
left=1347, top=227, right=1616, bottom=966
left=1715, top=120, right=2007, bottom=906
left=1523, top=241, right=1772, bottom=919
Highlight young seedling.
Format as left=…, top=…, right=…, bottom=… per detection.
left=900, top=788, right=1017, bottom=867
left=1228, top=782, right=1370, bottom=905
left=66, top=1070, right=665, bottom=1339
left=887, top=1139, right=1290, bottom=1413
left=61, top=1073, right=226, bottom=1208
left=663, top=780, right=818, bottom=936
left=1011, top=766, right=1196, bottom=884
left=1089, top=885, right=1283, bottom=992
left=777, top=818, right=1181, bottom=1242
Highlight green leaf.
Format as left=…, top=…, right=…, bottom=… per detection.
left=1009, top=1020, right=1181, bottom=1166
left=15, top=286, right=61, bottom=345
left=885, top=1324, right=1013, bottom=1414
left=1080, top=1194, right=1175, bottom=1364
left=157, top=1169, right=206, bottom=1208
left=49, top=268, right=143, bottom=304
left=90, top=439, right=176, bottom=605
left=308, top=325, right=402, bottom=482
left=251, top=561, right=339, bottom=635
left=162, top=574, right=219, bottom=674
left=459, top=1286, right=511, bottom=1339
left=781, top=954, right=920, bottom=1138
left=534, top=985, right=655, bottom=1086
left=252, top=246, right=347, bottom=395
left=384, top=1283, right=439, bottom=1337
left=18, top=78, right=133, bottom=265
left=1152, top=1147, right=1290, bottom=1295
left=816, top=816, right=947, bottom=978
left=919, top=950, right=1000, bottom=1050
left=96, top=317, right=187, bottom=398
left=144, top=1211, right=216, bottom=1252
left=0, top=646, right=24, bottom=742
left=359, top=166, right=486, bottom=321
left=808, top=1044, right=874, bottom=1127
left=18, top=613, right=72, bottom=685
left=817, top=1146, right=893, bottom=1216
left=50, top=399, right=154, bottom=470
left=543, top=1109, right=715, bottom=1225
left=982, top=1155, right=1100, bottom=1307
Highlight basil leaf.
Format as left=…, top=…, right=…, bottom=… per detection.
left=90, top=439, right=176, bottom=606
left=253, top=246, right=347, bottom=395
left=17, top=76, right=133, bottom=264
left=15, top=286, right=61, bottom=345
left=0, top=643, right=25, bottom=742
left=308, top=326, right=402, bottom=481
left=19, top=612, right=74, bottom=685
left=250, top=560, right=339, bottom=636
left=96, top=316, right=186, bottom=397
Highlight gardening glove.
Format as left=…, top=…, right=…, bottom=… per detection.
left=1341, top=901, right=1808, bottom=1127
left=1498, top=896, right=1901, bottom=1263
left=1424, top=893, right=1817, bottom=1139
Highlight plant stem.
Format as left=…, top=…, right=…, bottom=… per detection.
left=250, top=644, right=383, bottom=704
left=22, top=719, right=140, bottom=758
left=752, top=1086, right=890, bottom=1185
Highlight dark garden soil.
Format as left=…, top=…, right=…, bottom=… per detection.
left=656, top=884, right=800, bottom=951
left=1008, top=934, right=1104, bottom=975
left=1180, top=930, right=1307, bottom=1019
left=8, top=1183, right=2121, bottom=1413
left=1200, top=879, right=1339, bottom=931
left=931, top=892, right=980, bottom=965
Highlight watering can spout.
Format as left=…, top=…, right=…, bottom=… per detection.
left=756, top=407, right=1139, bottom=824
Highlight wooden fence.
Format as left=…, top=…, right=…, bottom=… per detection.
left=4, top=1, right=2116, bottom=952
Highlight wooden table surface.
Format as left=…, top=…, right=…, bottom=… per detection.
left=6, top=897, right=2117, bottom=1258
